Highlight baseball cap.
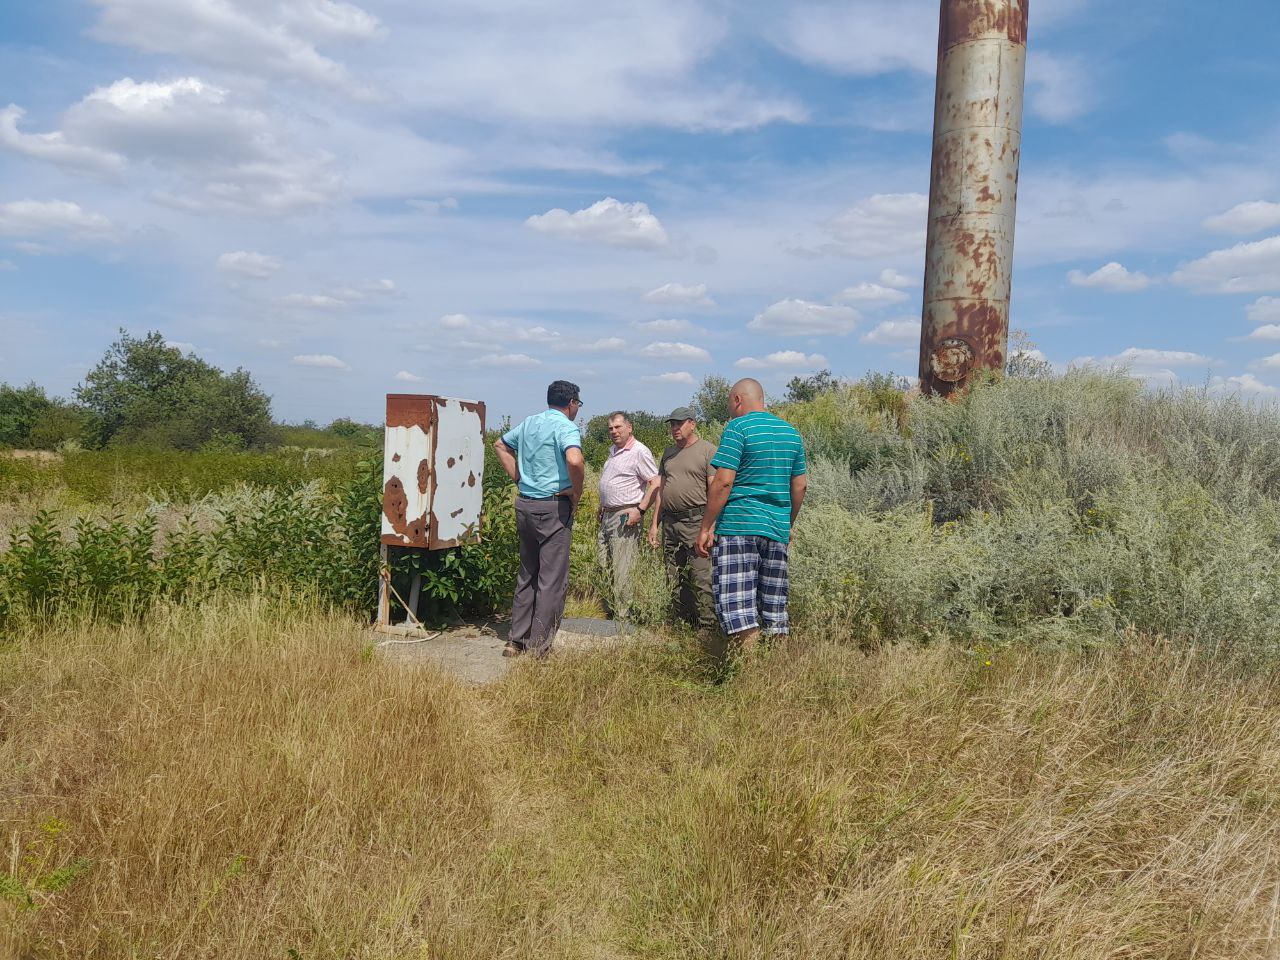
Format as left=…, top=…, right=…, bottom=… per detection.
left=666, top=406, right=695, bottom=422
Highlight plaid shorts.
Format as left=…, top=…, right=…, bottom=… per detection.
left=711, top=535, right=790, bottom=636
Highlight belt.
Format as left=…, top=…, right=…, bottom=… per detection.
left=519, top=492, right=571, bottom=501
left=600, top=502, right=640, bottom=513
left=662, top=505, right=705, bottom=518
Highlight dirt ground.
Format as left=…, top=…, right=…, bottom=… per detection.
left=373, top=616, right=634, bottom=683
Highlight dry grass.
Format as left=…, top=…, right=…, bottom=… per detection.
left=3, top=598, right=1279, bottom=958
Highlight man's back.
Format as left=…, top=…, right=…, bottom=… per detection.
left=502, top=409, right=582, bottom=499
left=710, top=411, right=806, bottom=542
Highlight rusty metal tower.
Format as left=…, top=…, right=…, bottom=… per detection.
left=919, top=0, right=1029, bottom=396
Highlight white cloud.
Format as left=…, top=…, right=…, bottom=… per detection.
left=643, top=281, right=715, bottom=306
left=408, top=197, right=459, bottom=216
left=1026, top=52, right=1094, bottom=124
left=0, top=104, right=125, bottom=175
left=1246, top=325, right=1280, bottom=342
left=1067, top=262, right=1153, bottom=292
left=632, top=318, right=700, bottom=335
left=834, top=281, right=908, bottom=305
left=1205, top=201, right=1280, bottom=235
left=570, top=337, right=627, bottom=353
left=0, top=200, right=116, bottom=240
left=89, top=0, right=383, bottom=93
left=790, top=193, right=928, bottom=259
left=165, top=340, right=195, bottom=353
left=257, top=339, right=282, bottom=348
left=749, top=299, right=860, bottom=336
left=1208, top=373, right=1280, bottom=399
left=641, top=371, right=696, bottom=385
left=640, top=341, right=712, bottom=362
left=278, top=293, right=346, bottom=309
left=217, top=250, right=281, bottom=279
left=0, top=259, right=15, bottom=271
left=879, top=268, right=914, bottom=288
left=1105, top=347, right=1213, bottom=368
left=735, top=350, right=828, bottom=370
left=473, top=353, right=542, bottom=367
left=1173, top=236, right=1280, bottom=294
left=526, top=197, right=670, bottom=251
left=780, top=2, right=936, bottom=76
left=1253, top=354, right=1280, bottom=372
left=1248, top=297, right=1280, bottom=324
left=385, top=1, right=802, bottom=132
left=293, top=353, right=349, bottom=369
left=440, top=313, right=471, bottom=330
left=29, top=76, right=342, bottom=216
left=395, top=370, right=423, bottom=382
left=860, top=318, right=920, bottom=345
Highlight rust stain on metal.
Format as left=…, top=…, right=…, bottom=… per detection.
left=391, top=452, right=401, bottom=463
left=417, top=458, right=430, bottom=496
left=385, top=394, right=434, bottom=430
left=467, top=471, right=476, bottom=487
left=450, top=507, right=464, bottom=519
left=383, top=477, right=409, bottom=533
left=447, top=456, right=456, bottom=468
left=920, top=0, right=1027, bottom=397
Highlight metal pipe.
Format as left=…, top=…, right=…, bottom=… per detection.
left=919, top=0, right=1028, bottom=396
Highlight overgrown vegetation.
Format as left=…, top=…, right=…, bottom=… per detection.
left=2, top=597, right=1277, bottom=957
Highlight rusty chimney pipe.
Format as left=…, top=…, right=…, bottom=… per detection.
left=919, top=0, right=1029, bottom=396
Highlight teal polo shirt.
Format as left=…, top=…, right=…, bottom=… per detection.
left=710, top=411, right=807, bottom=543
left=502, top=408, right=582, bottom=499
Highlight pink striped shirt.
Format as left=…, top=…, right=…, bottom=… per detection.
left=598, top=436, right=659, bottom=508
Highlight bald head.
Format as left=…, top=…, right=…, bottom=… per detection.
left=729, top=378, right=766, bottom=417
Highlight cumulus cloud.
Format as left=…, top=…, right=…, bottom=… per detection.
left=643, top=281, right=714, bottom=306
left=1026, top=52, right=1095, bottom=124
left=641, top=371, right=696, bottom=385
left=473, top=353, right=542, bottom=367
left=217, top=250, right=281, bottom=279
left=1067, top=261, right=1152, bottom=292
left=89, top=0, right=383, bottom=93
left=749, top=299, right=859, bottom=336
left=165, top=340, right=196, bottom=353
left=395, top=370, right=423, bottom=382
left=293, top=353, right=348, bottom=369
left=1205, top=201, right=1280, bottom=235
left=834, top=281, right=908, bottom=305
left=1247, top=297, right=1280, bottom=324
left=735, top=350, right=828, bottom=370
left=779, top=2, right=936, bottom=76
left=1247, top=325, right=1280, bottom=342
left=1073, top=347, right=1215, bottom=387
left=1173, top=236, right=1280, bottom=294
left=0, top=104, right=125, bottom=175
left=860, top=318, right=920, bottom=345
left=526, top=197, right=670, bottom=251
left=640, top=341, right=712, bottom=362
left=13, top=77, right=343, bottom=216
left=1253, top=354, right=1280, bottom=372
left=277, top=293, right=346, bottom=309
left=790, top=193, right=928, bottom=259
left=0, top=200, right=116, bottom=240
left=879, top=268, right=914, bottom=288
left=566, top=337, right=627, bottom=353
left=1208, top=373, right=1280, bottom=399
left=276, top=279, right=396, bottom=309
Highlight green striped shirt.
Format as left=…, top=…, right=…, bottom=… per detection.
left=710, top=411, right=807, bottom=543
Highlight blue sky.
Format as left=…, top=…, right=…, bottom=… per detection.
left=2, top=0, right=1280, bottom=424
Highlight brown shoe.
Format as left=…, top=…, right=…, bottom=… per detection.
left=502, top=641, right=524, bottom=658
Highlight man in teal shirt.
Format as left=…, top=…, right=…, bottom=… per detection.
left=696, top=378, right=807, bottom=658
left=494, top=380, right=585, bottom=657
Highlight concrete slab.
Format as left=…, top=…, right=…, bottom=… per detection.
left=374, top=616, right=635, bottom=684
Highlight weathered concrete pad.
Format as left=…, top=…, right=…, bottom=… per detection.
left=375, top=617, right=637, bottom=684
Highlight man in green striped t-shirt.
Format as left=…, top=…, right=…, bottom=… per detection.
left=696, top=378, right=808, bottom=658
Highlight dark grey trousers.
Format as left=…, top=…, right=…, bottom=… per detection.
left=511, top=496, right=575, bottom=655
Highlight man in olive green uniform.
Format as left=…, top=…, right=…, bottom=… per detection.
left=648, top=407, right=717, bottom=635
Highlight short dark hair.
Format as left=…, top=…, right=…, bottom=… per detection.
left=607, top=411, right=630, bottom=424
left=547, top=380, right=581, bottom=408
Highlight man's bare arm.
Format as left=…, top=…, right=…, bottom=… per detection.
left=494, top=438, right=519, bottom=485
left=790, top=474, right=808, bottom=527
left=647, top=478, right=663, bottom=547
left=565, top=447, right=586, bottom=507
left=696, top=467, right=736, bottom=556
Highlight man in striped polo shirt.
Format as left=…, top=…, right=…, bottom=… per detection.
left=695, top=378, right=807, bottom=656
